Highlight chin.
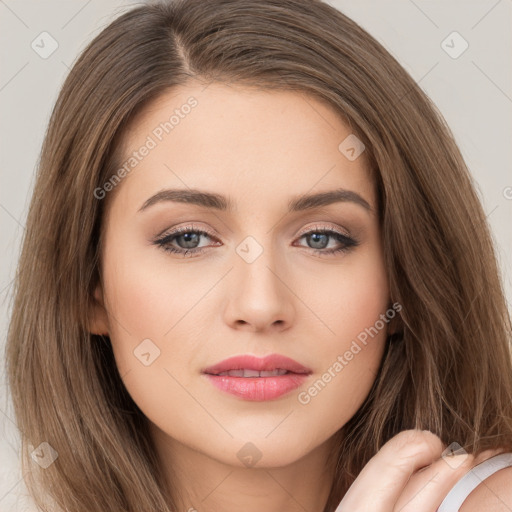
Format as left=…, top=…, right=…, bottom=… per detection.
left=207, top=434, right=320, bottom=469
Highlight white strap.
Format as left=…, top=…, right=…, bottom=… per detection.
left=437, top=453, right=512, bottom=511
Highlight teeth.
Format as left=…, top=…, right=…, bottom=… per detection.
left=243, top=369, right=260, bottom=378
left=260, top=369, right=288, bottom=377
left=216, top=369, right=289, bottom=377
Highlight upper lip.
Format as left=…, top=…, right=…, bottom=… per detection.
left=203, top=354, right=312, bottom=375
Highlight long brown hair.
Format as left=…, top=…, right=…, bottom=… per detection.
left=6, top=0, right=512, bottom=510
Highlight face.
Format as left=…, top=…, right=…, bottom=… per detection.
left=91, top=82, right=390, bottom=469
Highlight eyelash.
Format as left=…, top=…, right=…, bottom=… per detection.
left=153, top=224, right=359, bottom=258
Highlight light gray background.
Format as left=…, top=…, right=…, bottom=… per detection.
left=1, top=1, right=511, bottom=509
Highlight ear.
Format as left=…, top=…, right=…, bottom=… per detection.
left=88, top=282, right=110, bottom=336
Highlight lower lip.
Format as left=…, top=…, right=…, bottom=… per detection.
left=204, top=373, right=309, bottom=401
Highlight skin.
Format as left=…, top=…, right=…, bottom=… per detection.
left=89, top=82, right=507, bottom=511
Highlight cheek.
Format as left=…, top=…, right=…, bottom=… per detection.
left=100, top=246, right=210, bottom=408
left=294, top=304, right=389, bottom=449
left=294, top=240, right=389, bottom=356
left=101, top=245, right=208, bottom=433
left=292, top=244, right=390, bottom=421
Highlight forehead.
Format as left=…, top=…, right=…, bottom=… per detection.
left=108, top=81, right=375, bottom=215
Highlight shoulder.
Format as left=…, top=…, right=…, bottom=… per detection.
left=459, top=465, right=512, bottom=512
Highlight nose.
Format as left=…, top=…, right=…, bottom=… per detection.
left=222, top=245, right=295, bottom=333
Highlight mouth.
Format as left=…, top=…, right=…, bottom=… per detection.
left=202, top=354, right=312, bottom=401
left=213, top=368, right=291, bottom=377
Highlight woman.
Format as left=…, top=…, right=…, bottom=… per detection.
left=6, top=0, right=512, bottom=511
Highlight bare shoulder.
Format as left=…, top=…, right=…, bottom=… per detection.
left=459, top=466, right=512, bottom=512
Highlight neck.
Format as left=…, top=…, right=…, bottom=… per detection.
left=149, top=423, right=337, bottom=512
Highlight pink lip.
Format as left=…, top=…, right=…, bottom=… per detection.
left=202, top=354, right=312, bottom=401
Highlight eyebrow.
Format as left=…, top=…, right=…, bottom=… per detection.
left=138, top=187, right=373, bottom=214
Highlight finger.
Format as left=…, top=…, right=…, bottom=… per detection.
left=336, top=429, right=445, bottom=512
left=394, top=446, right=508, bottom=511
left=393, top=450, right=476, bottom=511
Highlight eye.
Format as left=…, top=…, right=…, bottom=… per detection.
left=153, top=224, right=220, bottom=258
left=294, top=227, right=359, bottom=255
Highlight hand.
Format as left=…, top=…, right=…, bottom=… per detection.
left=335, top=429, right=503, bottom=512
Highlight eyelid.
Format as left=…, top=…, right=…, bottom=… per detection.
left=155, top=222, right=219, bottom=240
left=296, top=222, right=351, bottom=238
